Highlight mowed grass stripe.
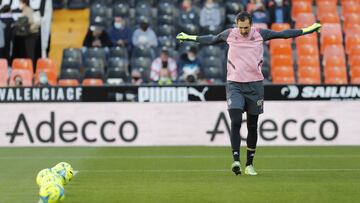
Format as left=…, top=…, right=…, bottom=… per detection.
left=79, top=168, right=360, bottom=173
left=1, top=154, right=360, bottom=159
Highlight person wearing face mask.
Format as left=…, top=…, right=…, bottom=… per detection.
left=199, top=0, right=222, bottom=34
left=107, top=16, right=132, bottom=50
left=176, top=11, right=321, bottom=176
left=36, top=72, right=50, bottom=87
left=131, top=17, right=158, bottom=49
left=267, top=0, right=291, bottom=26
left=177, top=46, right=203, bottom=84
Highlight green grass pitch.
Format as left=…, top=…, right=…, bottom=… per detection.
left=0, top=146, right=359, bottom=203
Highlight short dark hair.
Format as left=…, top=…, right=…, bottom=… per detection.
left=235, top=11, right=252, bottom=24
left=21, top=0, right=30, bottom=6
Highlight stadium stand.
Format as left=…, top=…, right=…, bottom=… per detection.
left=0, top=0, right=359, bottom=86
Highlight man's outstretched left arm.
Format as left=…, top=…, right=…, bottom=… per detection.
left=260, top=23, right=321, bottom=41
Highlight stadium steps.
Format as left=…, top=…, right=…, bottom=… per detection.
left=49, top=9, right=89, bottom=74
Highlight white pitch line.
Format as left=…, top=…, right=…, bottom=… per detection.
left=79, top=168, right=360, bottom=173
left=0, top=154, right=360, bottom=160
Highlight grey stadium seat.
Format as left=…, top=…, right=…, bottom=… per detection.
left=109, top=46, right=128, bottom=59
left=112, top=2, right=130, bottom=17
left=84, top=58, right=105, bottom=72
left=83, top=67, right=105, bottom=79
left=61, top=57, right=82, bottom=70
left=84, top=48, right=107, bottom=64
left=108, top=57, right=129, bottom=70
left=63, top=48, right=82, bottom=62
left=59, top=68, right=82, bottom=81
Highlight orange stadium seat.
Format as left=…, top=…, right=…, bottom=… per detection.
left=292, top=1, right=312, bottom=21
left=271, top=23, right=290, bottom=31
left=34, top=68, right=58, bottom=86
left=341, top=1, right=360, bottom=16
left=12, top=58, right=33, bottom=73
left=9, top=69, right=33, bottom=86
left=343, top=13, right=360, bottom=34
left=272, top=76, right=295, bottom=84
left=320, top=24, right=343, bottom=54
left=270, top=43, right=292, bottom=56
left=295, top=13, right=316, bottom=29
left=324, top=66, right=347, bottom=78
left=325, top=76, right=348, bottom=84
left=351, top=76, right=360, bottom=84
left=0, top=59, right=8, bottom=86
left=270, top=39, right=292, bottom=48
left=317, top=2, right=338, bottom=21
left=323, top=56, right=346, bottom=68
left=319, top=13, right=340, bottom=24
left=316, top=0, right=337, bottom=4
left=36, top=58, right=57, bottom=73
left=298, top=66, right=321, bottom=78
left=298, top=77, right=321, bottom=84
left=296, top=33, right=318, bottom=46
left=349, top=45, right=360, bottom=62
left=345, top=32, right=360, bottom=54
left=58, top=79, right=80, bottom=86
left=271, top=55, right=293, bottom=67
left=298, top=66, right=321, bottom=84
left=349, top=56, right=360, bottom=66
left=323, top=45, right=346, bottom=57
left=271, top=66, right=294, bottom=78
left=351, top=66, right=360, bottom=77
left=82, top=78, right=104, bottom=86
left=297, top=44, right=319, bottom=56
left=297, top=55, right=320, bottom=67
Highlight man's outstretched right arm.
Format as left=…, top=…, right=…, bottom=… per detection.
left=176, top=29, right=230, bottom=45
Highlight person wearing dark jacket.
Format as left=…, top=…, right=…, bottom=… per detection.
left=83, top=23, right=112, bottom=48
left=107, top=16, right=132, bottom=47
left=267, top=0, right=291, bottom=26
left=0, top=5, right=14, bottom=64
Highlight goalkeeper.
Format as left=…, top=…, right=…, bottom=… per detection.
left=176, top=11, right=321, bottom=176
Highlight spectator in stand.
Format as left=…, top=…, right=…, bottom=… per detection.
left=83, top=17, right=112, bottom=48
left=150, top=47, right=177, bottom=83
left=267, top=0, right=291, bottom=26
left=107, top=16, right=132, bottom=51
left=251, top=2, right=269, bottom=24
left=36, top=72, right=50, bottom=87
left=19, top=0, right=40, bottom=66
left=132, top=17, right=158, bottom=49
left=0, top=5, right=14, bottom=64
left=14, top=75, right=23, bottom=86
left=199, top=0, right=222, bottom=33
left=179, top=0, right=199, bottom=26
left=177, top=46, right=203, bottom=84
left=157, top=68, right=173, bottom=85
left=130, top=69, right=144, bottom=85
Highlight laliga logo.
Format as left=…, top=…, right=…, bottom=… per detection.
left=281, top=85, right=299, bottom=99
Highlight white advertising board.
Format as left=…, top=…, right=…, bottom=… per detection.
left=0, top=101, right=359, bottom=146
